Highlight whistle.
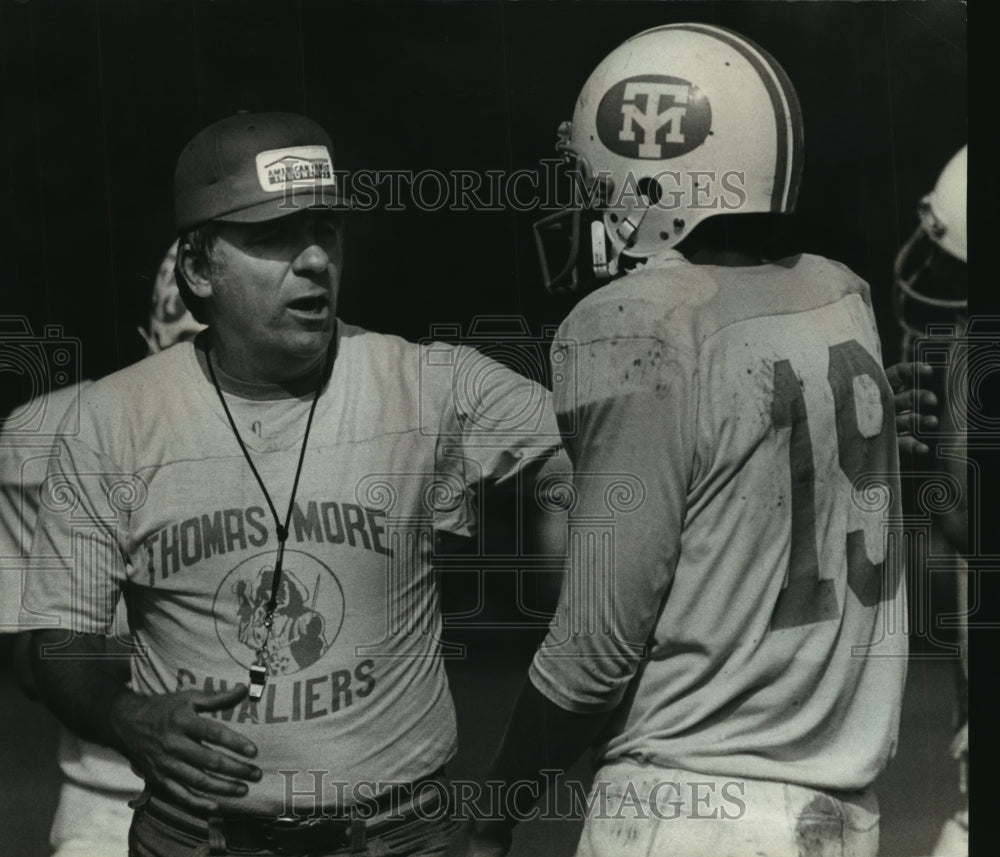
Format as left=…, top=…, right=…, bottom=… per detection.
left=248, top=663, right=267, bottom=700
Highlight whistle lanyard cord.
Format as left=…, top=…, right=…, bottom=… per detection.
left=205, top=343, right=331, bottom=621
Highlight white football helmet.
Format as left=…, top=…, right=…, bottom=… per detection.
left=535, top=23, right=804, bottom=292
left=894, top=145, right=967, bottom=356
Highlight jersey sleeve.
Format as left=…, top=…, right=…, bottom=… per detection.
left=0, top=440, right=34, bottom=628
left=529, top=310, right=698, bottom=712
left=1, top=383, right=90, bottom=630
left=433, top=345, right=562, bottom=537
left=21, top=422, right=131, bottom=634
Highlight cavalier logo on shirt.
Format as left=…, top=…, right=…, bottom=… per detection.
left=597, top=75, right=711, bottom=159
left=214, top=550, right=345, bottom=676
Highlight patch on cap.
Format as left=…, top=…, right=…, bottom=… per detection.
left=174, top=112, right=343, bottom=230
left=256, top=145, right=336, bottom=193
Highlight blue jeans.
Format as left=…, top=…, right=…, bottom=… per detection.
left=127, top=794, right=459, bottom=857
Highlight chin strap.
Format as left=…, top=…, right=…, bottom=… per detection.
left=591, top=195, right=654, bottom=280
left=590, top=220, right=617, bottom=279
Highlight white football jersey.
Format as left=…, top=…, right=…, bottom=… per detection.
left=1, top=381, right=144, bottom=797
left=530, top=253, right=907, bottom=791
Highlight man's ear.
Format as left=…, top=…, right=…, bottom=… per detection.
left=177, top=241, right=214, bottom=300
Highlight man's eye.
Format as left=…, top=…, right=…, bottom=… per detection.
left=315, top=220, right=341, bottom=240
left=249, top=227, right=282, bottom=244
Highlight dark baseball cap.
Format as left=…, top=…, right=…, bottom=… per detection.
left=174, top=111, right=346, bottom=231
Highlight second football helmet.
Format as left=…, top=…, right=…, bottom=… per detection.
left=535, top=23, right=804, bottom=292
left=894, top=145, right=968, bottom=356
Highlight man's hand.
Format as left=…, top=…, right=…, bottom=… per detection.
left=444, top=819, right=513, bottom=857
left=28, top=630, right=262, bottom=815
left=886, top=361, right=939, bottom=455
left=109, top=684, right=262, bottom=813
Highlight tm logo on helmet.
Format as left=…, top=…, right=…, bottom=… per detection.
left=597, top=75, right=711, bottom=159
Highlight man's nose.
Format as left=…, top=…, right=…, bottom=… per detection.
left=293, top=241, right=331, bottom=274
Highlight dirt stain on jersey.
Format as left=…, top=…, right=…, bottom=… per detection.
left=794, top=794, right=843, bottom=857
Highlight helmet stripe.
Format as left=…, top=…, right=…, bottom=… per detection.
left=646, top=23, right=803, bottom=211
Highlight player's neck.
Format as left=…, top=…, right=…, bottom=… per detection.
left=678, top=213, right=785, bottom=266
left=687, top=246, right=764, bottom=267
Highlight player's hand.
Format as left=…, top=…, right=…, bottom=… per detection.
left=444, top=819, right=513, bottom=857
left=108, top=683, right=261, bottom=813
left=885, top=361, right=939, bottom=455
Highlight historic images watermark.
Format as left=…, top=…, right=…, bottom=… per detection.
left=277, top=770, right=748, bottom=823
left=272, top=161, right=749, bottom=215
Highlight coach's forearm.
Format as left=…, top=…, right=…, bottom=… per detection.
left=30, top=628, right=263, bottom=812
left=28, top=629, right=133, bottom=752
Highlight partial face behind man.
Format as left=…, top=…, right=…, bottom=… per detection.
left=140, top=239, right=207, bottom=354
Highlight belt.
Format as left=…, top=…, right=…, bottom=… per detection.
left=141, top=768, right=447, bottom=855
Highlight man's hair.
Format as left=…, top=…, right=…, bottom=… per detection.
left=173, top=223, right=219, bottom=325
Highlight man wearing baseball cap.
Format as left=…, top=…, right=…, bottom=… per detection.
left=21, top=111, right=565, bottom=856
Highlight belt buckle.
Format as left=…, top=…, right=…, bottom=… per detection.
left=264, top=813, right=351, bottom=853
left=272, top=813, right=319, bottom=830
left=264, top=814, right=315, bottom=854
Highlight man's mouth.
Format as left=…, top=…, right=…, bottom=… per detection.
left=287, top=294, right=330, bottom=315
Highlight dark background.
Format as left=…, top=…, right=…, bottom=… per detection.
left=0, top=2, right=974, bottom=856
left=0, top=0, right=967, bottom=412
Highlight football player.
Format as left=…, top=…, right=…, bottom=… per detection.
left=451, top=24, right=909, bottom=857
left=895, top=145, right=968, bottom=857
left=2, top=241, right=203, bottom=857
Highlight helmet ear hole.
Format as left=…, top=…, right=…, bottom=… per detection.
left=636, top=177, right=662, bottom=205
